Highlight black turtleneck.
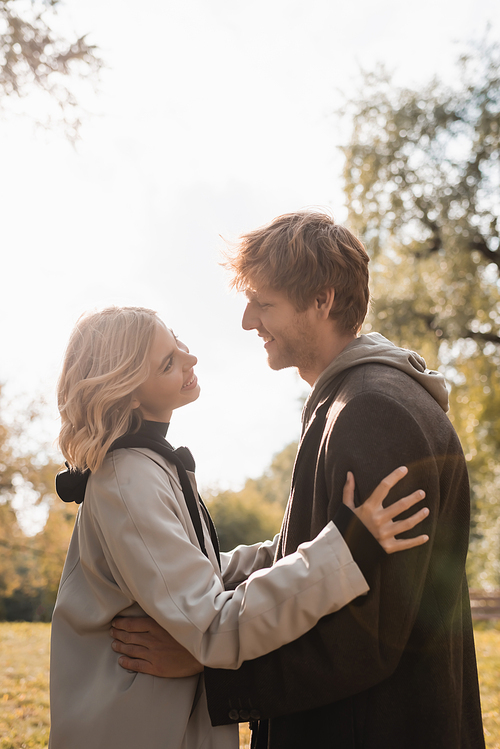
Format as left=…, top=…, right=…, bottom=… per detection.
left=141, top=420, right=170, bottom=441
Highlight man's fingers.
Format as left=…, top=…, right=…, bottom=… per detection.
left=111, top=616, right=155, bottom=633
left=110, top=627, right=149, bottom=646
left=112, top=640, right=148, bottom=659
left=117, top=656, right=155, bottom=675
left=384, top=534, right=429, bottom=554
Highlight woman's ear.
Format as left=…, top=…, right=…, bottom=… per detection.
left=131, top=396, right=141, bottom=410
left=315, top=288, right=335, bottom=319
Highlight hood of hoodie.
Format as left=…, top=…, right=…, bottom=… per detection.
left=302, top=332, right=449, bottom=429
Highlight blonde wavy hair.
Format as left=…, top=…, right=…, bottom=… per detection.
left=57, top=306, right=158, bottom=473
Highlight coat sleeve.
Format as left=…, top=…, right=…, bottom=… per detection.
left=220, top=535, right=278, bottom=588
left=86, top=449, right=370, bottom=669
left=205, top=391, right=446, bottom=722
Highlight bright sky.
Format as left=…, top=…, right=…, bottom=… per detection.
left=1, top=0, right=498, bottom=514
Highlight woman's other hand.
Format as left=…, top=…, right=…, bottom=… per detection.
left=342, top=466, right=429, bottom=554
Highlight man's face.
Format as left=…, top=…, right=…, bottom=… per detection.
left=242, top=286, right=322, bottom=382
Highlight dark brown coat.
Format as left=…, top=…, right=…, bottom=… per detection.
left=205, top=363, right=485, bottom=748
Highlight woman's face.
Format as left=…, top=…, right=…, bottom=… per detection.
left=132, top=321, right=200, bottom=422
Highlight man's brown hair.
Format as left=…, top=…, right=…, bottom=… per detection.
left=224, top=211, right=370, bottom=334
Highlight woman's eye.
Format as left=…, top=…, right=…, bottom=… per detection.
left=163, top=358, right=173, bottom=373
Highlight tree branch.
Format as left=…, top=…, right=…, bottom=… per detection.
left=469, top=237, right=500, bottom=269
left=465, top=330, right=500, bottom=346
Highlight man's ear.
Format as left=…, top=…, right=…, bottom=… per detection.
left=315, top=288, right=335, bottom=319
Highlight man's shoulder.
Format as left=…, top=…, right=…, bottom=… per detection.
left=327, top=363, right=451, bottom=426
left=330, top=362, right=439, bottom=406
left=322, top=362, right=457, bottom=445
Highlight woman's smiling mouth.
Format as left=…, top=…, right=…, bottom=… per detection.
left=182, top=373, right=198, bottom=391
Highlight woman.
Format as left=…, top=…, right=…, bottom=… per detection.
left=49, top=306, right=428, bottom=749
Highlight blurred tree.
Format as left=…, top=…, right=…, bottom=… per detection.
left=205, top=489, right=283, bottom=552
left=0, top=501, right=23, bottom=602
left=0, top=0, right=102, bottom=141
left=205, top=441, right=296, bottom=550
left=29, top=497, right=77, bottom=618
left=0, top=384, right=64, bottom=619
left=340, top=38, right=500, bottom=587
left=243, top=440, right=298, bottom=509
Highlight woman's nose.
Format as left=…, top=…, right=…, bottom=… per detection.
left=184, top=351, right=197, bottom=368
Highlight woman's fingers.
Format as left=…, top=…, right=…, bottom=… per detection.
left=390, top=506, right=430, bottom=534
left=342, top=471, right=355, bottom=510
left=363, top=466, right=408, bottom=507
left=384, top=489, right=426, bottom=520
left=345, top=466, right=431, bottom=554
left=377, top=506, right=430, bottom=554
left=384, top=533, right=430, bottom=554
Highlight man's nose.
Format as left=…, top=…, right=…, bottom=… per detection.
left=242, top=303, right=259, bottom=331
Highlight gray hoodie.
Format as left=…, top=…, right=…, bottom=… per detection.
left=303, top=332, right=449, bottom=429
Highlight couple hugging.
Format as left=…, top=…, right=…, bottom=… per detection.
left=49, top=211, right=484, bottom=748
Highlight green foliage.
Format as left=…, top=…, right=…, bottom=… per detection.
left=0, top=385, right=67, bottom=620
left=205, top=489, right=283, bottom=552
left=241, top=441, right=297, bottom=508
left=340, top=38, right=500, bottom=587
left=0, top=0, right=102, bottom=141
left=205, top=442, right=297, bottom=551
left=0, top=502, right=23, bottom=600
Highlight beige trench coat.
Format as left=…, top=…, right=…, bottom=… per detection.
left=49, top=447, right=368, bottom=749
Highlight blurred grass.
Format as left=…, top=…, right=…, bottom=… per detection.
left=476, top=621, right=500, bottom=749
left=0, top=621, right=498, bottom=748
left=0, top=623, right=50, bottom=749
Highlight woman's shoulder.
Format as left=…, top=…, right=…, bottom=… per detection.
left=90, top=447, right=179, bottom=495
left=85, top=448, right=186, bottom=524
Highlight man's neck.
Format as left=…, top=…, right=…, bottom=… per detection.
left=298, top=332, right=357, bottom=387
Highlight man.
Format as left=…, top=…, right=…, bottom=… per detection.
left=112, top=212, right=484, bottom=747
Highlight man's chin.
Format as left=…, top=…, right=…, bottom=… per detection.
left=266, top=354, right=291, bottom=372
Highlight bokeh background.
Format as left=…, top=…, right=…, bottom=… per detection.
left=1, top=6, right=500, bottom=746
left=2, top=0, right=498, bottom=498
